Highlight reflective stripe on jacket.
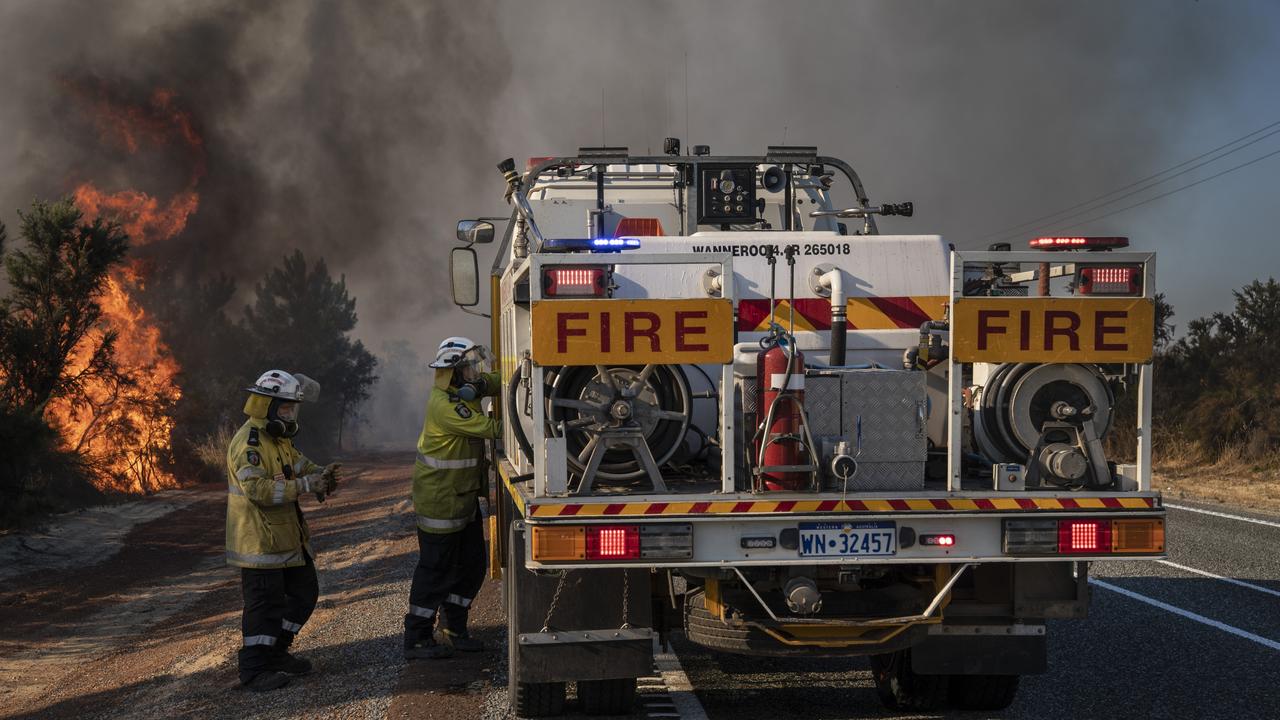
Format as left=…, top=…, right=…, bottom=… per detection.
left=413, top=371, right=501, bottom=534
left=225, top=418, right=322, bottom=569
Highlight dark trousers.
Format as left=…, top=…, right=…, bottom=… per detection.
left=238, top=553, right=319, bottom=680
left=404, top=513, right=486, bottom=647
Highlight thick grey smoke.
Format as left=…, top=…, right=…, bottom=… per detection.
left=0, top=0, right=511, bottom=335
left=0, top=0, right=1266, bottom=443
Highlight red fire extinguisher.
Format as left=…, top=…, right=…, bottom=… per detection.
left=757, top=342, right=807, bottom=491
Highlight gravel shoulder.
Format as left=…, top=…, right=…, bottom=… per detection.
left=0, top=452, right=502, bottom=720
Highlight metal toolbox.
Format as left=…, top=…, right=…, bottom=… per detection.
left=805, top=369, right=928, bottom=490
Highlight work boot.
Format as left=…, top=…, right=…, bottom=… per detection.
left=267, top=649, right=314, bottom=675
left=436, top=628, right=485, bottom=653
left=242, top=670, right=291, bottom=692
left=404, top=639, right=454, bottom=660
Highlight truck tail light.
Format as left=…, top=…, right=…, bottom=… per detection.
left=1112, top=518, right=1165, bottom=553
left=586, top=525, right=640, bottom=560
left=1078, top=265, right=1141, bottom=295
left=530, top=523, right=691, bottom=562
left=531, top=526, right=586, bottom=561
left=543, top=266, right=606, bottom=297
left=1003, top=519, right=1058, bottom=554
left=1058, top=519, right=1111, bottom=554
left=1004, top=517, right=1164, bottom=556
left=640, top=523, right=694, bottom=559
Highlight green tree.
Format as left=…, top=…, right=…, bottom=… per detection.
left=143, top=272, right=253, bottom=479
left=242, top=250, right=378, bottom=452
left=1159, top=278, right=1280, bottom=459
left=0, top=199, right=129, bottom=413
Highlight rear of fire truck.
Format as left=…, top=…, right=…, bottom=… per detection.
left=445, top=144, right=1165, bottom=717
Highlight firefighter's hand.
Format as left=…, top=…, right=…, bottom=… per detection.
left=321, top=463, right=342, bottom=495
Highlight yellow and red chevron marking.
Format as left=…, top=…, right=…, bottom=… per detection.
left=737, top=296, right=947, bottom=332
left=526, top=495, right=1157, bottom=518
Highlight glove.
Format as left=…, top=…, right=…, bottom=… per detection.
left=321, top=463, right=341, bottom=495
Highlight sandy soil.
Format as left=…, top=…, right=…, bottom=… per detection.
left=0, top=452, right=504, bottom=720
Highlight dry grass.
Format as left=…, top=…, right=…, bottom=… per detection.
left=191, top=424, right=235, bottom=475
left=1153, top=444, right=1280, bottom=512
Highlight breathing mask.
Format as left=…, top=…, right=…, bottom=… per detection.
left=266, top=399, right=301, bottom=438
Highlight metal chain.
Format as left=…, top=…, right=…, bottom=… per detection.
left=540, top=571, right=571, bottom=633
left=621, top=570, right=631, bottom=629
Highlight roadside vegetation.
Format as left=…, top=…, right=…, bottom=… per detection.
left=1146, top=280, right=1280, bottom=508
left=0, top=198, right=377, bottom=528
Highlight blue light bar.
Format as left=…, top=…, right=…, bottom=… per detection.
left=543, top=237, right=641, bottom=253
left=591, top=237, right=641, bottom=251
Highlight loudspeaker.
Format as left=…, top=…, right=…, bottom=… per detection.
left=762, top=165, right=786, bottom=193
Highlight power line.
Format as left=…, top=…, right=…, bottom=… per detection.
left=977, top=118, right=1280, bottom=242
left=1056, top=143, right=1280, bottom=232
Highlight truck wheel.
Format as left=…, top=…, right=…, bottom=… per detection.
left=513, top=681, right=566, bottom=718
left=869, top=649, right=948, bottom=711
left=948, top=674, right=1020, bottom=711
left=578, top=677, right=637, bottom=715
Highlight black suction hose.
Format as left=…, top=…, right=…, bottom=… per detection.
left=507, top=369, right=534, bottom=464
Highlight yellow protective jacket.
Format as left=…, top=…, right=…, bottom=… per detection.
left=225, top=411, right=323, bottom=569
left=413, top=370, right=502, bottom=534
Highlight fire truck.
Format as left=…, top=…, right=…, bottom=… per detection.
left=446, top=144, right=1164, bottom=717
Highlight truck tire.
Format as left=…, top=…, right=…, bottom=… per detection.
left=578, top=677, right=637, bottom=715
left=684, top=590, right=815, bottom=657
left=869, top=649, right=948, bottom=712
left=948, top=674, right=1020, bottom=711
left=513, top=681, right=566, bottom=718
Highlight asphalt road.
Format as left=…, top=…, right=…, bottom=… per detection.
left=662, top=500, right=1280, bottom=720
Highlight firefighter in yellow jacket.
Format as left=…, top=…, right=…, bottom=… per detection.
left=404, top=337, right=501, bottom=659
left=227, top=369, right=339, bottom=691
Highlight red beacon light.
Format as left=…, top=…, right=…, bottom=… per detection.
left=1029, top=236, right=1129, bottom=251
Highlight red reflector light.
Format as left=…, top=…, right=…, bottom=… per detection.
left=1057, top=519, right=1112, bottom=554
left=1029, top=236, right=1129, bottom=251
left=920, top=534, right=956, bottom=547
left=1078, top=265, right=1141, bottom=295
left=526, top=156, right=556, bottom=171
left=585, top=525, right=641, bottom=560
left=543, top=267, right=606, bottom=297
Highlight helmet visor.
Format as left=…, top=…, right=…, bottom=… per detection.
left=457, top=345, right=493, bottom=382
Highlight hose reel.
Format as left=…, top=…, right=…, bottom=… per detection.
left=972, top=363, right=1115, bottom=488
left=545, top=364, right=692, bottom=493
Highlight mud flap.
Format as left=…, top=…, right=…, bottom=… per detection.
left=911, top=626, right=1047, bottom=675
left=507, top=522, right=653, bottom=684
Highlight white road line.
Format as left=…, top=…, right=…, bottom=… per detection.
left=1165, top=503, right=1280, bottom=529
left=1157, top=560, right=1280, bottom=599
left=653, top=638, right=710, bottom=720
left=1090, top=578, right=1280, bottom=652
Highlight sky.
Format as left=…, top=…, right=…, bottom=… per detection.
left=2, top=0, right=1279, bottom=438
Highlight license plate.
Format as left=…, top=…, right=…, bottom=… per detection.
left=798, top=521, right=897, bottom=557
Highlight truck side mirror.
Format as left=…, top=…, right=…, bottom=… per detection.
left=457, top=219, right=495, bottom=245
left=450, top=247, right=480, bottom=307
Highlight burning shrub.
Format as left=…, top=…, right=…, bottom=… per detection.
left=0, top=199, right=132, bottom=518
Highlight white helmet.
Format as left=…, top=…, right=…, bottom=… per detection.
left=429, top=336, right=492, bottom=383
left=429, top=337, right=478, bottom=368
left=247, top=369, right=322, bottom=403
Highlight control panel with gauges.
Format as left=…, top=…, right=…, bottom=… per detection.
left=697, top=164, right=757, bottom=225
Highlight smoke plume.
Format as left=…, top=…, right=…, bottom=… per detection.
left=0, top=1, right=1265, bottom=444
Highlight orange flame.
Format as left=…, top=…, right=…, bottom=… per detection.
left=46, top=267, right=181, bottom=493
left=49, top=81, right=204, bottom=494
